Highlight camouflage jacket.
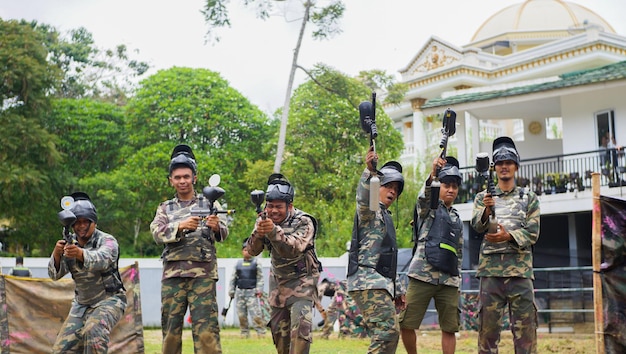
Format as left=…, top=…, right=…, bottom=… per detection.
left=471, top=185, right=540, bottom=279
left=228, top=257, right=264, bottom=298
left=347, top=168, right=397, bottom=297
left=150, top=193, right=228, bottom=280
left=247, top=209, right=321, bottom=308
left=408, top=182, right=463, bottom=287
left=48, top=229, right=125, bottom=306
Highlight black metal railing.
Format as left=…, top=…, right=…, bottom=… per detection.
left=455, top=148, right=626, bottom=204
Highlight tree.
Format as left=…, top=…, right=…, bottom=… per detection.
left=276, top=64, right=406, bottom=255
left=0, top=19, right=65, bottom=255
left=96, top=67, right=275, bottom=255
left=201, top=0, right=345, bottom=172
left=33, top=22, right=149, bottom=104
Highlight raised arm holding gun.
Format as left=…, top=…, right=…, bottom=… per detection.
left=430, top=109, right=457, bottom=209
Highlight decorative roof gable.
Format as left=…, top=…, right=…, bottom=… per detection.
left=401, top=37, right=463, bottom=76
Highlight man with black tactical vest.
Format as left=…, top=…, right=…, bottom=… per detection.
left=228, top=237, right=266, bottom=338
left=150, top=144, right=229, bottom=354
left=400, top=155, right=463, bottom=354
left=246, top=173, right=322, bottom=354
left=347, top=145, right=407, bottom=354
left=10, top=256, right=32, bottom=277
left=49, top=192, right=126, bottom=353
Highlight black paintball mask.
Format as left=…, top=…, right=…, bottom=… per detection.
left=439, top=156, right=462, bottom=185
left=169, top=144, right=197, bottom=176
left=265, top=173, right=295, bottom=204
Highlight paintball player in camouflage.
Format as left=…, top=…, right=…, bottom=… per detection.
left=400, top=155, right=464, bottom=354
left=347, top=146, right=406, bottom=354
left=320, top=279, right=367, bottom=339
left=228, top=237, right=267, bottom=338
left=49, top=192, right=126, bottom=354
left=150, top=144, right=229, bottom=354
left=471, top=137, right=540, bottom=354
left=246, top=173, right=322, bottom=354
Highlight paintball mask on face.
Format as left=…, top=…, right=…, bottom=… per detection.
left=492, top=137, right=520, bottom=165
left=169, top=144, right=197, bottom=175
left=379, top=161, right=404, bottom=196
left=265, top=173, right=295, bottom=203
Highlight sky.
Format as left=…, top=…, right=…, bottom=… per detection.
left=2, top=0, right=626, bottom=114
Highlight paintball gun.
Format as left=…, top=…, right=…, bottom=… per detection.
left=475, top=153, right=498, bottom=233
left=57, top=196, right=78, bottom=246
left=250, top=189, right=267, bottom=219
left=190, top=174, right=235, bottom=227
left=430, top=108, right=457, bottom=209
left=359, top=92, right=381, bottom=211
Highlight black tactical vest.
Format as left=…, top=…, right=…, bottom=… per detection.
left=347, top=209, right=398, bottom=280
left=424, top=204, right=463, bottom=276
left=10, top=267, right=31, bottom=277
left=236, top=258, right=257, bottom=289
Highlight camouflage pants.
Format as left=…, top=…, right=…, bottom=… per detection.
left=321, top=296, right=366, bottom=338
left=269, top=299, right=313, bottom=354
left=478, top=277, right=537, bottom=354
left=52, top=292, right=126, bottom=354
left=161, top=277, right=221, bottom=354
left=350, top=289, right=400, bottom=354
left=235, top=287, right=266, bottom=336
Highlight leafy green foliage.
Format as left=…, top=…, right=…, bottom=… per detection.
left=0, top=19, right=64, bottom=255
left=276, top=65, right=405, bottom=255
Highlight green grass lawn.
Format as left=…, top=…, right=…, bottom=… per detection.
left=142, top=327, right=596, bottom=354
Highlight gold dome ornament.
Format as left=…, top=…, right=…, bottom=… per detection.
left=529, top=121, right=542, bottom=135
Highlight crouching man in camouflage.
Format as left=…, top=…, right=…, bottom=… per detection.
left=151, top=144, right=229, bottom=354
left=246, top=173, right=322, bottom=354
left=49, top=192, right=126, bottom=354
left=347, top=146, right=406, bottom=354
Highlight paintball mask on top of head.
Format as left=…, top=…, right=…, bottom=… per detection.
left=266, top=173, right=295, bottom=203
left=492, top=137, right=520, bottom=165
left=379, top=161, right=404, bottom=196
left=438, top=156, right=462, bottom=185
left=169, top=144, right=197, bottom=175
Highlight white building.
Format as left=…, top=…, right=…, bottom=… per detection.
left=384, top=0, right=626, bottom=271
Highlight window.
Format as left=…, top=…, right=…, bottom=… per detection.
left=545, top=117, right=562, bottom=140
left=595, top=110, right=615, bottom=148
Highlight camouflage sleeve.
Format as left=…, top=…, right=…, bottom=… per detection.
left=150, top=203, right=182, bottom=245
left=82, top=234, right=119, bottom=272
left=246, top=227, right=266, bottom=256
left=228, top=267, right=237, bottom=298
left=471, top=191, right=489, bottom=233
left=266, top=215, right=315, bottom=258
left=417, top=183, right=431, bottom=220
left=48, top=253, right=69, bottom=280
left=255, top=261, right=264, bottom=293
left=509, top=192, right=540, bottom=248
left=356, top=168, right=376, bottom=223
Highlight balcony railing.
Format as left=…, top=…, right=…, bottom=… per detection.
left=456, top=148, right=626, bottom=204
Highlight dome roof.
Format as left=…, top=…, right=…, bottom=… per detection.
left=471, top=0, right=615, bottom=42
